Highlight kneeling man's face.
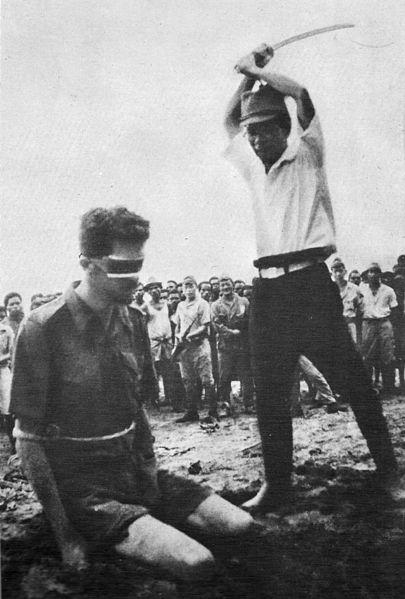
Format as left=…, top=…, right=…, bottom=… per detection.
left=92, top=240, right=145, bottom=305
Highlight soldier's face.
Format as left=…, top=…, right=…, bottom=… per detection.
left=183, top=281, right=197, bottom=300
left=246, top=120, right=288, bottom=165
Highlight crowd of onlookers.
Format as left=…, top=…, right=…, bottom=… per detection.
left=1, top=254, right=405, bottom=442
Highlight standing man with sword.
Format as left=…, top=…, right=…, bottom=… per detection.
left=224, top=33, right=402, bottom=514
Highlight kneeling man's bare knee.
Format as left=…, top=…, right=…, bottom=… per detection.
left=182, top=546, right=215, bottom=581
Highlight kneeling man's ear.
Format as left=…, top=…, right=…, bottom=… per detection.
left=79, top=255, right=91, bottom=270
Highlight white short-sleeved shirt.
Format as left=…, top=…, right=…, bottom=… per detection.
left=173, top=296, right=211, bottom=338
left=224, top=115, right=336, bottom=264
left=362, top=284, right=398, bottom=319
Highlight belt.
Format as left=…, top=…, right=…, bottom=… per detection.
left=363, top=317, right=389, bottom=323
left=259, top=259, right=322, bottom=280
left=13, top=420, right=136, bottom=443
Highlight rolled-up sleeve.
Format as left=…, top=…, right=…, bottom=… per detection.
left=10, top=318, right=50, bottom=422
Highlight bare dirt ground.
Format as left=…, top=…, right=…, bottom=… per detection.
left=2, top=394, right=405, bottom=599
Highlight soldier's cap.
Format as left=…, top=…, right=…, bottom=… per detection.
left=240, top=84, right=288, bottom=126
left=331, top=257, right=345, bottom=270
left=144, top=276, right=162, bottom=290
left=183, top=275, right=198, bottom=286
left=219, top=274, right=233, bottom=284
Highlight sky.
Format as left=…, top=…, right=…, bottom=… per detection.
left=2, top=0, right=405, bottom=306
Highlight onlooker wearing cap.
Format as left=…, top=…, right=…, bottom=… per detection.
left=3, top=292, right=24, bottom=338
left=211, top=276, right=254, bottom=413
left=172, top=276, right=217, bottom=422
left=224, top=43, right=398, bottom=513
left=331, top=258, right=363, bottom=347
left=361, top=263, right=398, bottom=395
left=143, top=278, right=175, bottom=408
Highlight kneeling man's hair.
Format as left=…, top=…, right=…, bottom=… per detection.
left=80, top=206, right=150, bottom=258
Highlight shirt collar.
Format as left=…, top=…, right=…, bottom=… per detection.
left=64, top=282, right=131, bottom=334
left=268, top=131, right=300, bottom=173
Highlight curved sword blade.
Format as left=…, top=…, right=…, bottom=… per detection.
left=272, top=23, right=354, bottom=51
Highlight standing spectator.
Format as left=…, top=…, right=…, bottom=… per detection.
left=382, top=272, right=395, bottom=288
left=199, top=281, right=219, bottom=390
left=173, top=276, right=217, bottom=422
left=166, top=280, right=178, bottom=293
left=392, top=264, right=405, bottom=391
left=143, top=278, right=174, bottom=407
left=167, top=289, right=186, bottom=412
left=362, top=263, right=398, bottom=395
left=396, top=254, right=405, bottom=278
left=133, top=283, right=145, bottom=310
left=3, top=292, right=24, bottom=338
left=211, top=276, right=254, bottom=412
left=348, top=270, right=361, bottom=286
left=0, top=317, right=14, bottom=451
left=30, top=294, right=45, bottom=311
left=331, top=258, right=363, bottom=347
left=209, top=277, right=220, bottom=301
left=176, top=283, right=185, bottom=301
left=234, top=280, right=246, bottom=297
left=243, top=285, right=253, bottom=301
left=198, top=282, right=212, bottom=303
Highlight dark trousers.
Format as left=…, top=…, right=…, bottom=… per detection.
left=218, top=348, right=254, bottom=408
left=155, top=358, right=176, bottom=406
left=250, top=263, right=397, bottom=485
